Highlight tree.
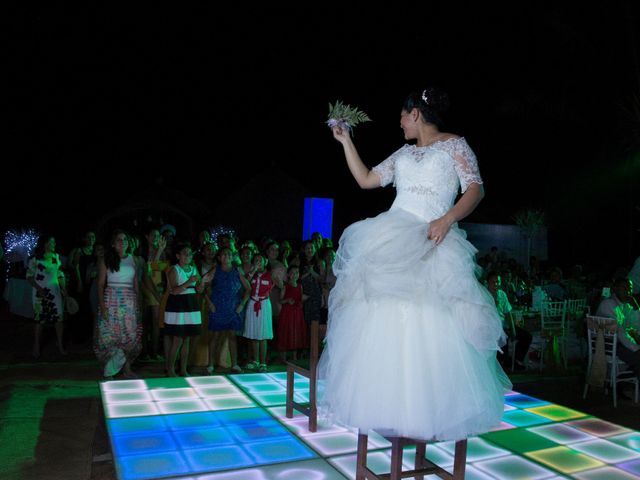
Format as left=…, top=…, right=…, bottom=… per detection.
left=513, top=209, right=546, bottom=273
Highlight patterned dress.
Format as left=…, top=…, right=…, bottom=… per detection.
left=208, top=267, right=244, bottom=332
left=164, top=264, right=202, bottom=337
left=94, top=255, right=142, bottom=377
left=244, top=271, right=274, bottom=340
left=27, top=253, right=65, bottom=324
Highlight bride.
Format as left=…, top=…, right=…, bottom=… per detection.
left=317, top=86, right=512, bottom=441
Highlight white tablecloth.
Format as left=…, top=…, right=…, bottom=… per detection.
left=2, top=278, right=34, bottom=318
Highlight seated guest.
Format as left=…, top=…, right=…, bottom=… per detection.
left=486, top=271, right=532, bottom=371
left=596, top=277, right=640, bottom=380
left=543, top=267, right=568, bottom=301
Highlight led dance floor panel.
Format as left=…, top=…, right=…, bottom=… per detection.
left=100, top=374, right=640, bottom=479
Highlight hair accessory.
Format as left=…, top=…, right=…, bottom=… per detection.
left=421, top=89, right=429, bottom=105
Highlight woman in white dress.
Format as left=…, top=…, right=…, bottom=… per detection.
left=317, top=87, right=512, bottom=441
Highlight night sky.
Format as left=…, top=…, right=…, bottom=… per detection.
left=4, top=4, right=640, bottom=268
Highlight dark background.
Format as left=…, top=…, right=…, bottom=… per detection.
left=4, top=3, right=640, bottom=270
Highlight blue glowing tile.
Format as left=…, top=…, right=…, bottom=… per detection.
left=502, top=409, right=553, bottom=427
left=267, top=372, right=289, bottom=382
left=504, top=394, right=550, bottom=409
left=226, top=419, right=292, bottom=443
left=609, top=432, right=640, bottom=452
left=216, top=407, right=274, bottom=425
left=183, top=445, right=255, bottom=472
left=228, top=373, right=272, bottom=385
left=116, top=451, right=189, bottom=480
left=173, top=427, right=235, bottom=449
left=166, top=412, right=221, bottom=431
left=618, top=458, right=640, bottom=476
left=113, top=431, right=178, bottom=457
left=108, top=416, right=167, bottom=436
left=243, top=437, right=316, bottom=464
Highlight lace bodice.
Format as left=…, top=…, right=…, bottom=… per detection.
left=372, top=137, right=482, bottom=222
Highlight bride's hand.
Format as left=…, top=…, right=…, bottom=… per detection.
left=427, top=216, right=453, bottom=246
left=332, top=125, right=350, bottom=144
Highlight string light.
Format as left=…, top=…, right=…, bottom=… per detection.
left=209, top=225, right=236, bottom=245
left=3, top=228, right=39, bottom=280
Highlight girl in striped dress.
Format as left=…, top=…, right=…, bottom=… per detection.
left=165, top=243, right=213, bottom=377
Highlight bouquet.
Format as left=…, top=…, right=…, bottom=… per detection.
left=326, top=101, right=371, bottom=135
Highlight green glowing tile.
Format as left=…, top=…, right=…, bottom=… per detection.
left=157, top=399, right=208, bottom=414
left=204, top=395, right=255, bottom=411
left=525, top=446, right=605, bottom=474
left=526, top=405, right=587, bottom=422
left=106, top=402, right=159, bottom=418
left=250, top=391, right=289, bottom=406
left=568, top=439, right=638, bottom=463
left=302, top=431, right=359, bottom=455
left=242, top=383, right=286, bottom=393
left=105, top=391, right=152, bottom=404
left=401, top=444, right=453, bottom=469
left=481, top=428, right=558, bottom=454
left=143, top=377, right=190, bottom=389
left=609, top=432, right=640, bottom=452
left=474, top=455, right=557, bottom=479
left=329, top=450, right=394, bottom=478
left=502, top=410, right=553, bottom=427
left=228, top=373, right=272, bottom=385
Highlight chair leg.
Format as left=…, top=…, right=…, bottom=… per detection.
left=285, top=365, right=294, bottom=418
left=452, top=439, right=467, bottom=479
left=389, top=437, right=403, bottom=480
left=356, top=431, right=368, bottom=480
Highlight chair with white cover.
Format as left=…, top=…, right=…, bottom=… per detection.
left=539, top=299, right=568, bottom=370
left=583, top=315, right=639, bottom=407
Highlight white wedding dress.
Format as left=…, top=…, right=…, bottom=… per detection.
left=317, top=137, right=512, bottom=441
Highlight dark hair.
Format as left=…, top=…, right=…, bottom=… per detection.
left=402, top=86, right=450, bottom=128
left=105, top=229, right=129, bottom=272
left=33, top=233, right=54, bottom=260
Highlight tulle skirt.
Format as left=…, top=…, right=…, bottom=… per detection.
left=317, top=207, right=512, bottom=441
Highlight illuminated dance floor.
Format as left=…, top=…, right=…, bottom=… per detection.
left=100, top=373, right=640, bottom=479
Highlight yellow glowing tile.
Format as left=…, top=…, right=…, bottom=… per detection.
left=526, top=405, right=587, bottom=422
left=525, top=446, right=605, bottom=474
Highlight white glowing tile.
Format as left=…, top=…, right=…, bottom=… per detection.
left=266, top=405, right=306, bottom=421
left=196, top=385, right=244, bottom=398
left=528, top=423, right=598, bottom=445
left=105, top=401, right=159, bottom=418
left=301, top=431, right=360, bottom=456
left=194, top=457, right=347, bottom=479
left=101, top=379, right=147, bottom=392
left=573, top=466, right=640, bottom=479
left=285, top=418, right=350, bottom=438
left=364, top=430, right=392, bottom=449
left=436, top=437, right=511, bottom=463
left=156, top=398, right=209, bottom=414
left=328, top=450, right=393, bottom=479
left=608, top=432, right=640, bottom=452
left=474, top=454, right=556, bottom=480
left=401, top=442, right=454, bottom=469
left=568, top=439, right=639, bottom=463
left=204, top=395, right=255, bottom=411
left=490, top=421, right=518, bottom=432
left=565, top=418, right=631, bottom=438
left=187, top=376, right=232, bottom=387
left=105, top=390, right=153, bottom=404
left=504, top=403, right=517, bottom=411
left=151, top=387, right=199, bottom=401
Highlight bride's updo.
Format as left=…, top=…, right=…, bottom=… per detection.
left=402, top=86, right=450, bottom=128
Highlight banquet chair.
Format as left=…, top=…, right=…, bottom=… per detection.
left=285, top=319, right=327, bottom=432
left=583, top=315, right=639, bottom=407
left=538, top=299, right=568, bottom=370
left=506, top=314, right=519, bottom=371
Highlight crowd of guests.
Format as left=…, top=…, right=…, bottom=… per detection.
left=18, top=224, right=336, bottom=379
left=10, top=228, right=640, bottom=381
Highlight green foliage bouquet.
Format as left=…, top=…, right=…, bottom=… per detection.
left=326, top=101, right=371, bottom=135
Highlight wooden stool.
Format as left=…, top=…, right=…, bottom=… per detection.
left=356, top=430, right=467, bottom=480
left=285, top=319, right=326, bottom=431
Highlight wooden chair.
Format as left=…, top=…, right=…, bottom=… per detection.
left=583, top=315, right=639, bottom=407
left=356, top=429, right=467, bottom=480
left=285, top=319, right=327, bottom=431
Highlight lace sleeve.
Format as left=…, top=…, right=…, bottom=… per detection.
left=451, top=138, right=483, bottom=193
left=371, top=146, right=406, bottom=187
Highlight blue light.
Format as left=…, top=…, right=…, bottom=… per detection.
left=116, top=451, right=189, bottom=480
left=504, top=394, right=550, bottom=409
left=165, top=412, right=220, bottom=431
left=113, top=432, right=177, bottom=456
left=303, top=197, right=333, bottom=241
left=108, top=416, right=167, bottom=436
left=173, top=426, right=235, bottom=449
left=182, top=445, right=254, bottom=472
